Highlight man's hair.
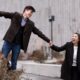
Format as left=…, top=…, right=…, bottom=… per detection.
left=23, top=6, right=36, bottom=13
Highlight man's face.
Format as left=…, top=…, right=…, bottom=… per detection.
left=23, top=9, right=33, bottom=19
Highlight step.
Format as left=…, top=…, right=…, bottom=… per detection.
left=17, top=61, right=61, bottom=78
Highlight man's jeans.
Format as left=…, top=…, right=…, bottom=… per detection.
left=2, top=41, right=21, bottom=70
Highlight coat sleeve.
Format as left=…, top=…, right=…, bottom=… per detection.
left=50, top=43, right=67, bottom=52
left=0, top=11, right=15, bottom=19
left=32, top=25, right=50, bottom=43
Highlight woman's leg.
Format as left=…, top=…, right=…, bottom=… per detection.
left=71, top=66, right=78, bottom=80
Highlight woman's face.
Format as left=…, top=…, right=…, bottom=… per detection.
left=72, top=34, right=79, bottom=45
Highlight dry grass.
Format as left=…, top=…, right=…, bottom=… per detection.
left=0, top=58, right=22, bottom=80
left=29, top=50, right=47, bottom=62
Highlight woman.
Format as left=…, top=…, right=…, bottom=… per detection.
left=50, top=33, right=80, bottom=80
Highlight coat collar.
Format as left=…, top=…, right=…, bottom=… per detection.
left=19, top=15, right=30, bottom=26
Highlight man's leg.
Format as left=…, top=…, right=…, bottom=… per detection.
left=11, top=43, right=21, bottom=70
left=2, top=41, right=12, bottom=58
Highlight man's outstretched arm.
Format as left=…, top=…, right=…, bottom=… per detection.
left=32, top=25, right=50, bottom=43
left=0, top=11, right=15, bottom=19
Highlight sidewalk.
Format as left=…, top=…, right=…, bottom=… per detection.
left=20, top=73, right=62, bottom=80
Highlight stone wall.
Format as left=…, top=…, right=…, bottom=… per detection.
left=0, top=0, right=80, bottom=53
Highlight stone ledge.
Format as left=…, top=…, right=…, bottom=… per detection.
left=17, top=61, right=61, bottom=78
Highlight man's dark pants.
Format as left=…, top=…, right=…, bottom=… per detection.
left=2, top=41, right=21, bottom=70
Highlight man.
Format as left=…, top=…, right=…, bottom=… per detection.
left=0, top=6, right=51, bottom=70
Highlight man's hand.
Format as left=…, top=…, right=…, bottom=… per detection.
left=49, top=41, right=53, bottom=47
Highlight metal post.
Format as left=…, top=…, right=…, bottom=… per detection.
left=49, top=16, right=55, bottom=41
left=49, top=16, right=55, bottom=59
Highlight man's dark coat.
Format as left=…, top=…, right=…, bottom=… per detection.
left=0, top=11, right=50, bottom=52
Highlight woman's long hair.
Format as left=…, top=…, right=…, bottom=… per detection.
left=75, top=33, right=80, bottom=44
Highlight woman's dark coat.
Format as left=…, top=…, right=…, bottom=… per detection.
left=51, top=42, right=80, bottom=80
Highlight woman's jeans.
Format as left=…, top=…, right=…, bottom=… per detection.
left=2, top=41, right=21, bottom=70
